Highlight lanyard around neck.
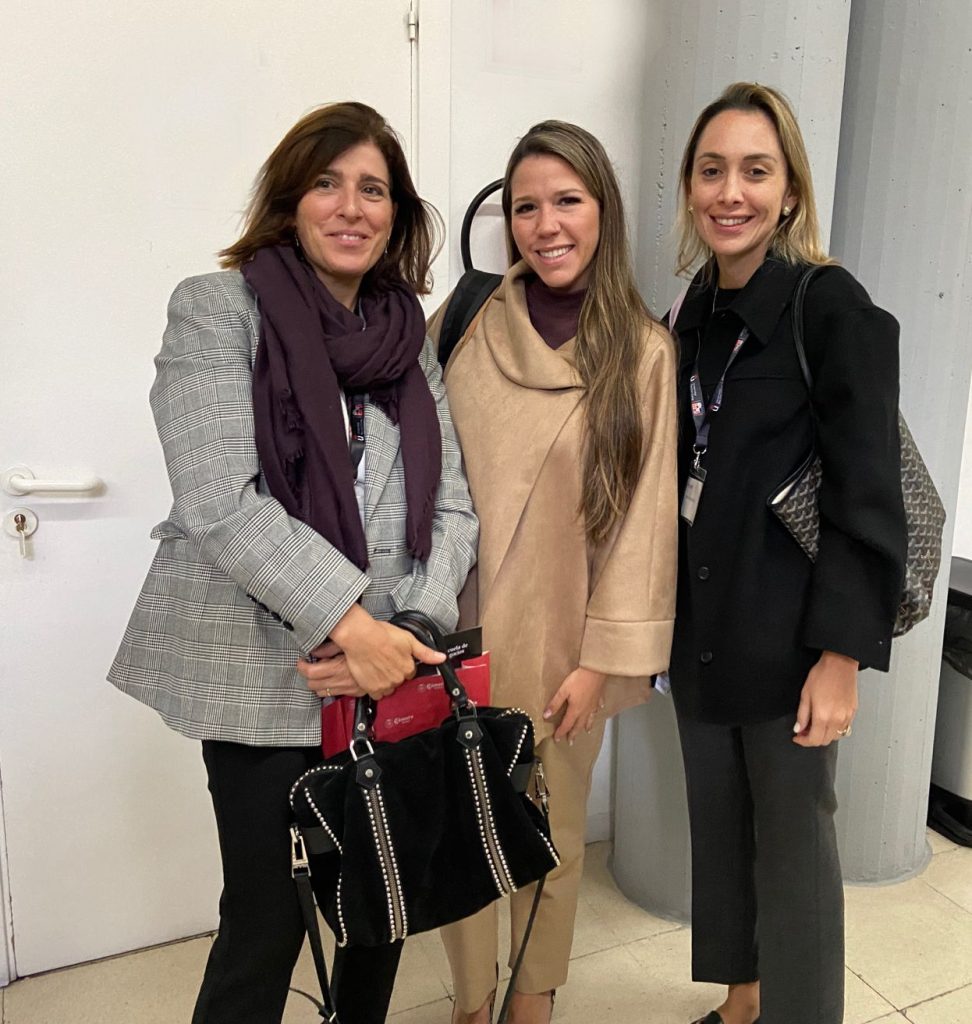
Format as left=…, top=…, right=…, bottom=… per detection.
left=688, top=324, right=749, bottom=467
left=347, top=393, right=366, bottom=473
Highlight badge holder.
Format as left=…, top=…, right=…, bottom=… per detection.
left=681, top=446, right=706, bottom=525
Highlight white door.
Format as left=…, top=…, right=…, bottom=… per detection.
left=0, top=0, right=414, bottom=978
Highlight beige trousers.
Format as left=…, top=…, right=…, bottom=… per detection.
left=440, top=720, right=607, bottom=1011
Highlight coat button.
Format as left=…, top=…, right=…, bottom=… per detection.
left=697, top=566, right=711, bottom=580
left=282, top=621, right=294, bottom=631
left=700, top=650, right=713, bottom=664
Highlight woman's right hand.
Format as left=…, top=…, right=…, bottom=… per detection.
left=315, top=604, right=445, bottom=699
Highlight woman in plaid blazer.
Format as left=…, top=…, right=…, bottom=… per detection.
left=110, top=102, right=477, bottom=1024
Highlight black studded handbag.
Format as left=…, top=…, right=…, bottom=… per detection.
left=768, top=267, right=946, bottom=636
left=289, top=610, right=558, bottom=1022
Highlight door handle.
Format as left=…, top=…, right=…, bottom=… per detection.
left=1, top=465, right=104, bottom=496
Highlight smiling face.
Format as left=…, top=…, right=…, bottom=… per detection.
left=294, top=140, right=395, bottom=308
left=687, top=108, right=797, bottom=288
left=508, top=153, right=600, bottom=293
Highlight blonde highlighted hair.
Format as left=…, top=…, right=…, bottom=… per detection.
left=676, top=82, right=836, bottom=278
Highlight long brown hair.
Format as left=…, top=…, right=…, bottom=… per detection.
left=220, top=101, right=442, bottom=294
left=676, top=82, right=835, bottom=278
left=503, top=121, right=660, bottom=543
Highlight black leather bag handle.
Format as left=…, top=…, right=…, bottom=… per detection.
left=390, top=609, right=469, bottom=696
left=348, top=612, right=476, bottom=758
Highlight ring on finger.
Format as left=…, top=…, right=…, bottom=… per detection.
left=325, top=686, right=332, bottom=698
left=836, top=724, right=852, bottom=738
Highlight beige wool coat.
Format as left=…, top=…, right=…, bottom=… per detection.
left=429, top=263, right=678, bottom=735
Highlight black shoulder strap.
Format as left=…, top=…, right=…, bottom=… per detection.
left=291, top=826, right=338, bottom=1022
left=791, top=265, right=825, bottom=392
left=791, top=265, right=827, bottom=445
left=437, top=269, right=503, bottom=369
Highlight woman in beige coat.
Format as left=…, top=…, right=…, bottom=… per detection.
left=429, top=121, right=678, bottom=1024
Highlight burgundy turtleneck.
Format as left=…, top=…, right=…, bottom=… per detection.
left=524, top=274, right=586, bottom=350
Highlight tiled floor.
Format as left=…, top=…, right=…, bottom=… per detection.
left=3, top=831, right=971, bottom=1023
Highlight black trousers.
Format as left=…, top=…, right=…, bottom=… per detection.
left=675, top=712, right=844, bottom=1024
left=192, top=741, right=403, bottom=1024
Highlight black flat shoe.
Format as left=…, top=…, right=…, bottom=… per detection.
left=690, top=1015, right=761, bottom=1024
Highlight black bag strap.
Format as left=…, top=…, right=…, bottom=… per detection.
left=291, top=827, right=339, bottom=1022
left=791, top=265, right=825, bottom=393
left=437, top=268, right=503, bottom=370
left=791, top=265, right=826, bottom=443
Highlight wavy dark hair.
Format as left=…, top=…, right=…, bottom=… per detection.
left=503, top=120, right=660, bottom=543
left=220, top=101, right=442, bottom=294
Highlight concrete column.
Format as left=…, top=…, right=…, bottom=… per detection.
left=828, top=0, right=972, bottom=882
left=614, top=0, right=853, bottom=918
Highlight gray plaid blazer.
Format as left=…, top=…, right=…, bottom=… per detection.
left=109, top=272, right=478, bottom=746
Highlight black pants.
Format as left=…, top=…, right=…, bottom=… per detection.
left=675, top=712, right=844, bottom=1024
left=192, top=741, right=403, bottom=1024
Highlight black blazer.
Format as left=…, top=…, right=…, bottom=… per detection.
left=668, top=257, right=907, bottom=725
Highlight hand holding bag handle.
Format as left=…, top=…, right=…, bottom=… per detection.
left=292, top=609, right=555, bottom=1024
left=347, top=611, right=479, bottom=766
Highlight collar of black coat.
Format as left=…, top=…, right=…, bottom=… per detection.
left=673, top=256, right=808, bottom=347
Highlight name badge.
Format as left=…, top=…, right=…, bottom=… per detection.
left=680, top=465, right=706, bottom=525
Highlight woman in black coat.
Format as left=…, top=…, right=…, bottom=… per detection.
left=667, top=83, right=907, bottom=1024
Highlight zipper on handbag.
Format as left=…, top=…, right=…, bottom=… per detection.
left=362, top=785, right=408, bottom=941
left=466, top=744, right=517, bottom=895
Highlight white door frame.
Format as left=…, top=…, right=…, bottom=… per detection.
left=414, top=0, right=454, bottom=308
left=1, top=777, right=14, bottom=986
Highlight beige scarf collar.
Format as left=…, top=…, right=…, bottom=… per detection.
left=480, top=262, right=584, bottom=392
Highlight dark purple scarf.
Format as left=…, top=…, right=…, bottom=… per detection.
left=243, top=244, right=440, bottom=570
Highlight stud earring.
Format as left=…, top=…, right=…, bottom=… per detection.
left=687, top=204, right=694, bottom=214
left=782, top=205, right=792, bottom=217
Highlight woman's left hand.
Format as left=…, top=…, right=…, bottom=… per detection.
left=297, top=641, right=367, bottom=699
left=793, top=650, right=859, bottom=747
left=543, top=667, right=607, bottom=744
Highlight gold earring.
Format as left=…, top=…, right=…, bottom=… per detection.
left=782, top=205, right=792, bottom=217
left=687, top=204, right=694, bottom=213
